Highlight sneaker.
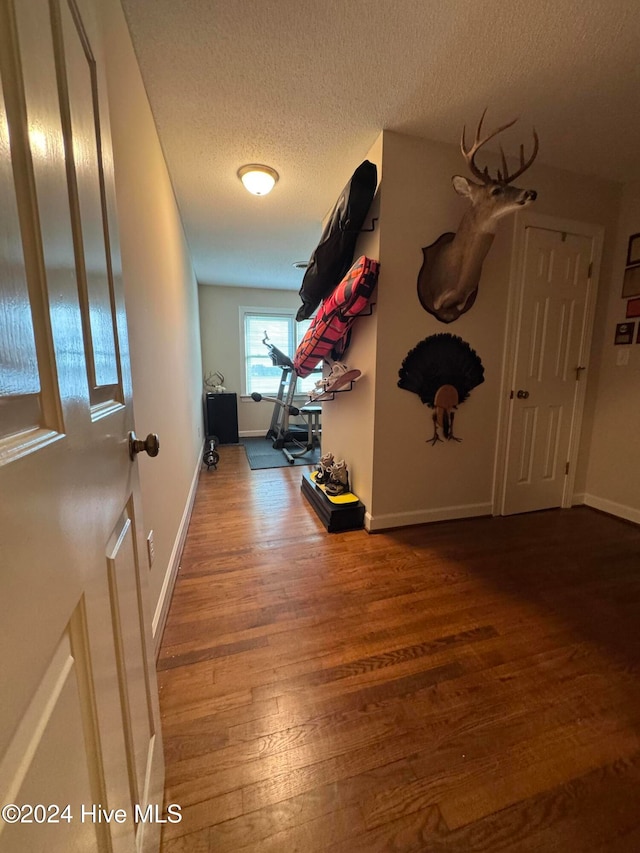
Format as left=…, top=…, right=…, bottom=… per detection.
left=312, top=363, right=347, bottom=389
left=315, top=452, right=334, bottom=485
left=309, top=363, right=362, bottom=400
left=309, top=363, right=346, bottom=397
left=327, top=362, right=350, bottom=381
left=326, top=367, right=361, bottom=393
left=310, top=376, right=331, bottom=400
left=326, top=459, right=350, bottom=496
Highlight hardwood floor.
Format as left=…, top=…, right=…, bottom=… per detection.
left=158, top=445, right=640, bottom=852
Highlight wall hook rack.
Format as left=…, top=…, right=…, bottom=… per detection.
left=340, top=217, right=378, bottom=234
left=359, top=217, right=378, bottom=233
left=357, top=301, right=376, bottom=318
left=309, top=380, right=358, bottom=403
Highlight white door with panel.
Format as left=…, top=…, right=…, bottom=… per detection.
left=0, top=1, right=163, bottom=852
left=501, top=225, right=596, bottom=516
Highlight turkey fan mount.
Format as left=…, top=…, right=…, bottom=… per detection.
left=398, top=333, right=485, bottom=444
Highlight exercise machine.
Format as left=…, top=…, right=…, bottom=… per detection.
left=250, top=332, right=321, bottom=463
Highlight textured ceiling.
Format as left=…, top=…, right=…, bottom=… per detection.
left=121, top=0, right=640, bottom=290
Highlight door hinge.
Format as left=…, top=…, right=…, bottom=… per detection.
left=565, top=461, right=570, bottom=475
left=588, top=262, right=593, bottom=279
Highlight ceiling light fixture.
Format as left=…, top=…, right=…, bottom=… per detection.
left=237, top=164, right=279, bottom=196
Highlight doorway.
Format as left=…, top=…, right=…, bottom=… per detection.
left=496, top=214, right=603, bottom=516
left=0, top=1, right=163, bottom=851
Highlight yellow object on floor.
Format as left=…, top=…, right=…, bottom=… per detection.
left=310, top=470, right=359, bottom=505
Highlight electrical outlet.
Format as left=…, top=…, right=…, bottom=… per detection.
left=616, top=347, right=630, bottom=366
left=147, top=530, right=155, bottom=567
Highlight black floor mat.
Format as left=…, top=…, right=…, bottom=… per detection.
left=241, top=437, right=321, bottom=470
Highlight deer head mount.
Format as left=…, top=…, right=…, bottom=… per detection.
left=417, top=109, right=539, bottom=323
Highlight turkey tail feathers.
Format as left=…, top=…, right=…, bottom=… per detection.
left=398, top=333, right=484, bottom=406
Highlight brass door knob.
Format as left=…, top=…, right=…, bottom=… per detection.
left=128, top=431, right=160, bottom=459
left=516, top=390, right=530, bottom=399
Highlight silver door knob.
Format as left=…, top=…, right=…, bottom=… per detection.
left=128, top=431, right=160, bottom=459
left=516, top=390, right=530, bottom=399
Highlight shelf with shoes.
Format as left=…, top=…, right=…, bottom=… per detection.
left=300, top=471, right=365, bottom=532
left=300, top=453, right=364, bottom=532
left=307, top=362, right=362, bottom=403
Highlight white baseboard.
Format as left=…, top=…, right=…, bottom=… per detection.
left=583, top=493, right=640, bottom=525
left=366, top=501, right=493, bottom=532
left=152, top=451, right=201, bottom=657
left=572, top=492, right=585, bottom=506
left=239, top=430, right=265, bottom=438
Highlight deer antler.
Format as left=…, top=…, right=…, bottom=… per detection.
left=497, top=131, right=539, bottom=184
left=204, top=370, right=225, bottom=388
left=461, top=108, right=538, bottom=184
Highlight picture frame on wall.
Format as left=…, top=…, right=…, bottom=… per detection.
left=626, top=297, right=640, bottom=319
left=626, top=232, right=640, bottom=266
left=622, top=264, right=640, bottom=298
left=615, top=322, right=635, bottom=345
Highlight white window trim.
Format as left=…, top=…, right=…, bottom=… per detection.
left=238, top=306, right=316, bottom=400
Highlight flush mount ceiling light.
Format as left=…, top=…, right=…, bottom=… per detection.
left=237, top=164, right=279, bottom=196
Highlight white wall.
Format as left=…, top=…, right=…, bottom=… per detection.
left=102, top=1, right=203, bottom=644
left=321, top=134, right=382, bottom=516
left=584, top=181, right=640, bottom=523
left=198, top=284, right=304, bottom=434
left=370, top=131, right=622, bottom=529
left=326, top=130, right=622, bottom=530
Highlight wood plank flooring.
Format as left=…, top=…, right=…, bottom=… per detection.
left=158, top=445, right=640, bottom=852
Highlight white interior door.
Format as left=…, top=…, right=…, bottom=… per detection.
left=0, top=1, right=163, bottom=851
left=501, top=224, right=596, bottom=516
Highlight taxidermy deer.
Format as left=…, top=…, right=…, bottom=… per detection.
left=418, top=109, right=539, bottom=323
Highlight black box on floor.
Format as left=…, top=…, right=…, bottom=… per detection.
left=204, top=392, right=238, bottom=444
left=300, top=471, right=365, bottom=533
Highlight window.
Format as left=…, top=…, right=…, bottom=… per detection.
left=241, top=308, right=318, bottom=397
